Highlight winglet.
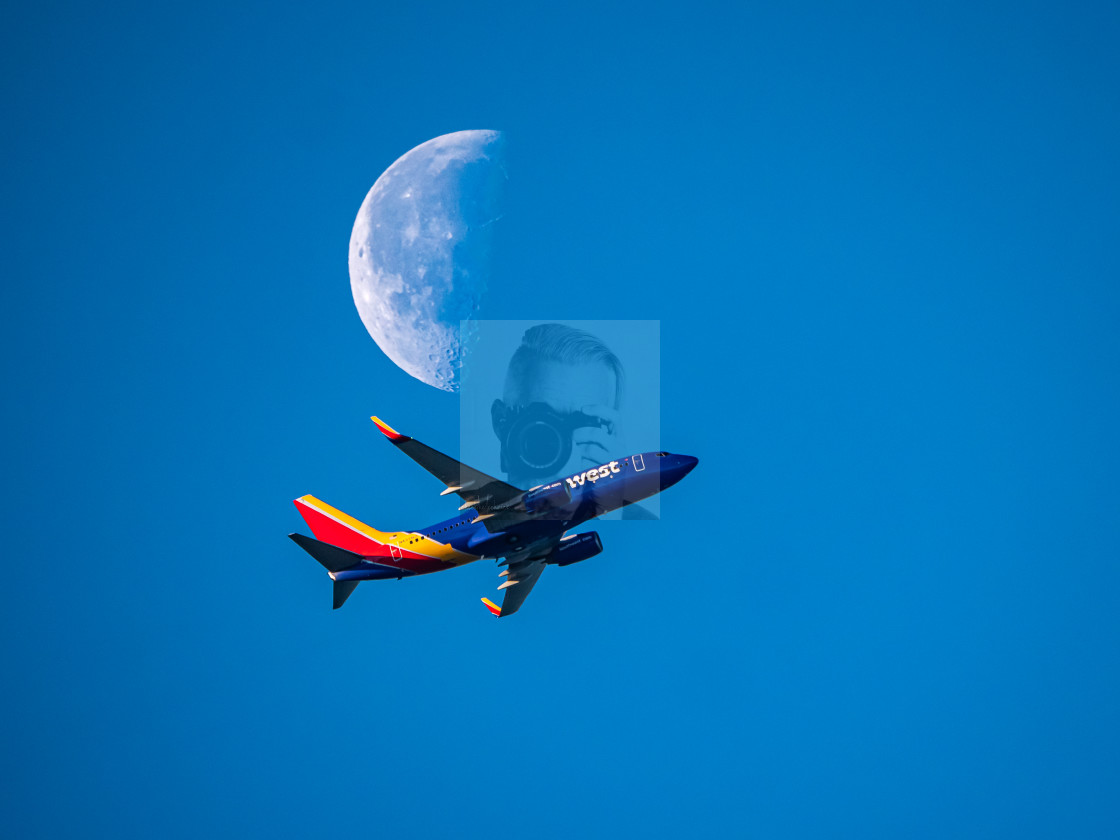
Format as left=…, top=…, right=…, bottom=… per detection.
left=481, top=597, right=502, bottom=617
left=370, top=416, right=406, bottom=441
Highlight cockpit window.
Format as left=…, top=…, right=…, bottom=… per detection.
left=655, top=452, right=668, bottom=457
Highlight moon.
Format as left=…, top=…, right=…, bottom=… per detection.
left=349, top=130, right=506, bottom=392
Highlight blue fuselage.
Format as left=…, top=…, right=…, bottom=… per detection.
left=406, top=451, right=698, bottom=559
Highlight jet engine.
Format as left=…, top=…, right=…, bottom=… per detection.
left=547, top=531, right=603, bottom=566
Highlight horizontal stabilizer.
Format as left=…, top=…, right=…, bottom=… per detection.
left=334, top=580, right=359, bottom=609
left=288, top=532, right=363, bottom=573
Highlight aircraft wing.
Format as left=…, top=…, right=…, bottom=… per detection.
left=481, top=543, right=558, bottom=617
left=371, top=416, right=527, bottom=531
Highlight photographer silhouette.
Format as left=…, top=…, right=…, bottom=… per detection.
left=491, top=323, right=656, bottom=519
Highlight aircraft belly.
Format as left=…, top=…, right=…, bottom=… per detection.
left=393, top=556, right=458, bottom=575
left=467, top=518, right=566, bottom=557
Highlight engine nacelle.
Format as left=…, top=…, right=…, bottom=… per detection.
left=519, top=481, right=572, bottom=515
left=547, top=531, right=603, bottom=567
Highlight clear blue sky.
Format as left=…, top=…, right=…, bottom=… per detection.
left=4, top=1, right=1120, bottom=837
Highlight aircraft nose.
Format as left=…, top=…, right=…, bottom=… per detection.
left=660, top=454, right=699, bottom=489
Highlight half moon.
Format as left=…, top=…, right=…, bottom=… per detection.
left=348, top=130, right=506, bottom=392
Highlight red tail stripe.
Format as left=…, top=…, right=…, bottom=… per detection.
left=294, top=498, right=385, bottom=556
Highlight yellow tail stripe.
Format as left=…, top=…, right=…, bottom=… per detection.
left=298, top=495, right=393, bottom=543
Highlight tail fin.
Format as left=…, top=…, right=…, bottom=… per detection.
left=293, top=495, right=391, bottom=556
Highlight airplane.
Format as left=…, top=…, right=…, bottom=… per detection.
left=288, top=416, right=699, bottom=617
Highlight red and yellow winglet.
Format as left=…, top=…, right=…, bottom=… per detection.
left=481, top=597, right=502, bottom=617
left=370, top=416, right=405, bottom=441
